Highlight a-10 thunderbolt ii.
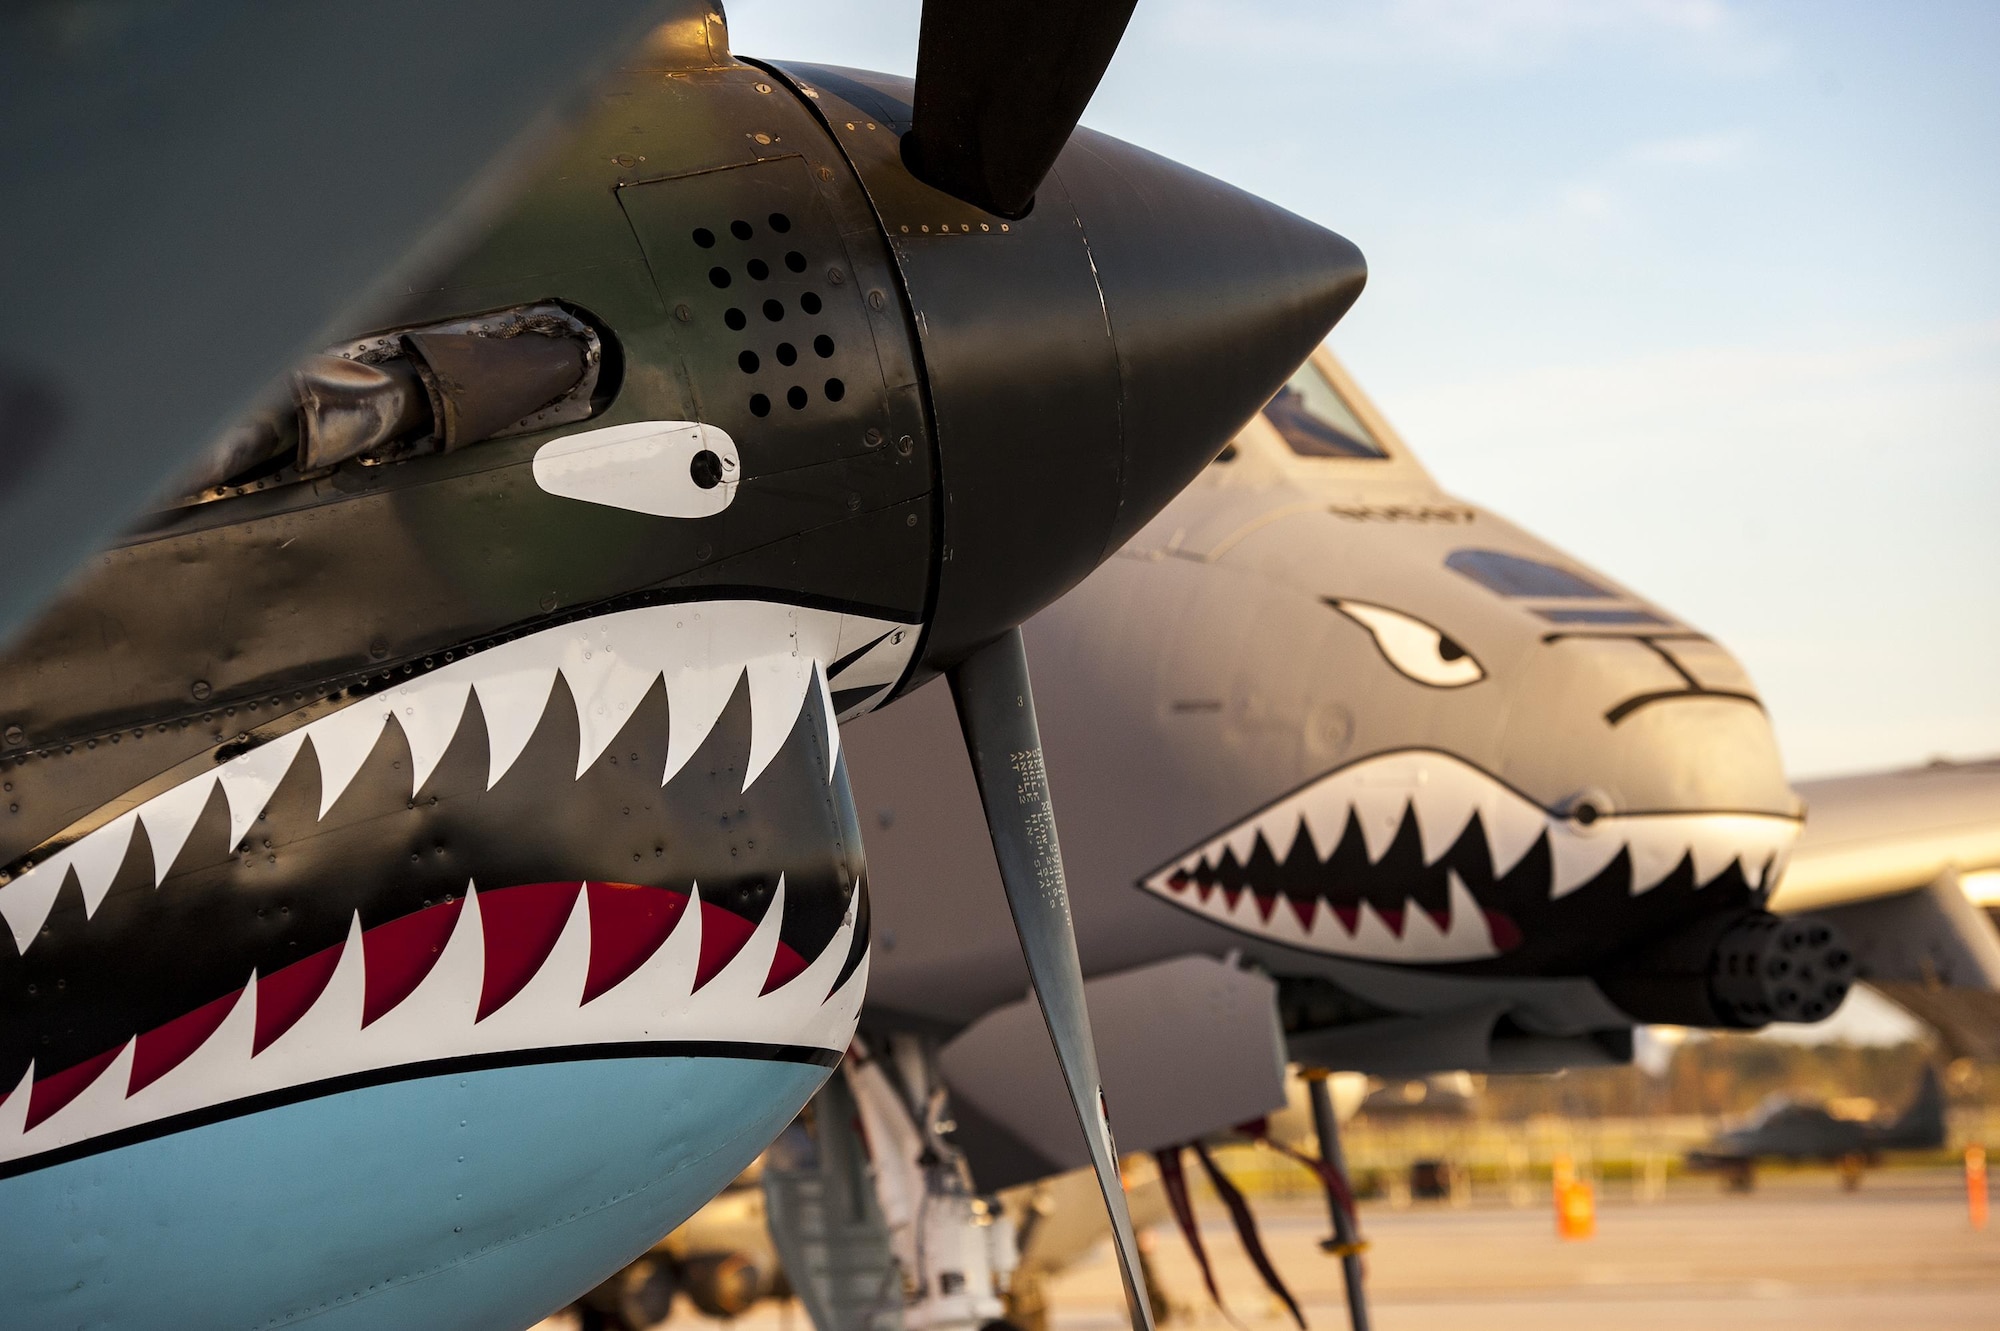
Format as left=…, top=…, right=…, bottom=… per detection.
left=0, top=4, right=1369, bottom=1327
left=713, top=346, right=1854, bottom=1331
left=857, top=346, right=1849, bottom=1151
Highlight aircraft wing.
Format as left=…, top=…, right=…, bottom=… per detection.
left=1771, top=758, right=2000, bottom=1055
left=0, top=0, right=678, bottom=640
left=1773, top=758, right=2000, bottom=912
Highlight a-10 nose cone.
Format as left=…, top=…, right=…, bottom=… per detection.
left=768, top=64, right=1365, bottom=676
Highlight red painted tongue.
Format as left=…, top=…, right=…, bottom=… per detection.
left=255, top=943, right=345, bottom=1054
left=132, top=987, right=246, bottom=1094
left=583, top=882, right=690, bottom=1004
left=360, top=899, right=464, bottom=1028
left=475, top=882, right=584, bottom=1022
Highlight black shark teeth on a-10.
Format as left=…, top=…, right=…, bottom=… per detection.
left=1140, top=749, right=1800, bottom=974
left=0, top=600, right=909, bottom=1158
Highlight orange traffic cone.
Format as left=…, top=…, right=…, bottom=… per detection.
left=1552, top=1153, right=1595, bottom=1241
left=1968, top=1146, right=1988, bottom=1232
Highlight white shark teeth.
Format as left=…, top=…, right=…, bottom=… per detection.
left=1221, top=819, right=1265, bottom=867
left=70, top=811, right=139, bottom=917
left=308, top=703, right=387, bottom=816
left=1689, top=833, right=1736, bottom=889
left=745, top=656, right=817, bottom=792
left=474, top=666, right=556, bottom=792
left=1693, top=814, right=1798, bottom=894
left=1442, top=872, right=1490, bottom=951
left=0, top=1062, right=32, bottom=1139
left=696, top=877, right=789, bottom=1016
left=2, top=874, right=868, bottom=1166
left=1164, top=750, right=1556, bottom=892
left=662, top=660, right=741, bottom=786
left=1547, top=820, right=1625, bottom=899
left=824, top=624, right=914, bottom=719
left=813, top=662, right=840, bottom=781
left=1346, top=901, right=1406, bottom=956
left=1625, top=835, right=1688, bottom=898
left=1473, top=791, right=1546, bottom=877
left=0, top=600, right=919, bottom=956
left=389, top=678, right=473, bottom=792
left=1142, top=749, right=1806, bottom=960
left=1160, top=865, right=1500, bottom=963
left=563, top=621, right=660, bottom=778
left=141, top=780, right=212, bottom=883
left=1296, top=797, right=1347, bottom=868
left=216, top=731, right=307, bottom=851
left=1350, top=779, right=1413, bottom=863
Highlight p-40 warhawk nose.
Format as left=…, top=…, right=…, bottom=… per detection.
left=0, top=15, right=1364, bottom=1331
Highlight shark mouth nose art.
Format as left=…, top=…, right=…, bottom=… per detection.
left=0, top=873, right=865, bottom=1171
left=0, top=598, right=915, bottom=1172
left=1139, top=750, right=1801, bottom=965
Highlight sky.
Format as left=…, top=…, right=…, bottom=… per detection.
left=729, top=0, right=2000, bottom=780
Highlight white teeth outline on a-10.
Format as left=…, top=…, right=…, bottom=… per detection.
left=1140, top=749, right=1802, bottom=964
left=0, top=599, right=918, bottom=954
left=0, top=874, right=871, bottom=1168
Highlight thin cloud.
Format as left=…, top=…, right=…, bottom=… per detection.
left=1631, top=128, right=1754, bottom=167
left=1558, top=182, right=1617, bottom=219
left=1162, top=0, right=1776, bottom=71
left=1399, top=318, right=2000, bottom=449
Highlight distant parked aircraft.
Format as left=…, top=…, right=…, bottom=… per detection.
left=1686, top=1065, right=1946, bottom=1191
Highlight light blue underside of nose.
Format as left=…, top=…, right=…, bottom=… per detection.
left=0, top=1052, right=829, bottom=1330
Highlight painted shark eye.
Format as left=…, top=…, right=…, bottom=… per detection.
left=532, top=420, right=740, bottom=518
left=1329, top=599, right=1485, bottom=688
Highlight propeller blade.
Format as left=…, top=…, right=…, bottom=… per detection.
left=948, top=627, right=1156, bottom=1331
left=905, top=0, right=1139, bottom=217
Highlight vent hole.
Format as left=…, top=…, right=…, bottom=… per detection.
left=768, top=212, right=792, bottom=233
left=747, top=258, right=770, bottom=281
left=749, top=393, right=771, bottom=417
left=730, top=219, right=754, bottom=241
left=738, top=350, right=760, bottom=374
left=708, top=267, right=732, bottom=289
left=785, top=250, right=807, bottom=273
left=724, top=307, right=747, bottom=331
left=800, top=291, right=823, bottom=315
left=763, top=299, right=785, bottom=322
left=787, top=386, right=808, bottom=410
left=824, top=377, right=846, bottom=402
left=775, top=342, right=798, bottom=367
left=693, top=227, right=716, bottom=248
left=813, top=334, right=835, bottom=358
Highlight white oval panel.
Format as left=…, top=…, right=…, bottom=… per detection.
left=531, top=420, right=740, bottom=518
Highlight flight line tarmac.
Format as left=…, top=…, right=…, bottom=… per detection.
left=629, top=1167, right=1998, bottom=1331
left=1043, top=1169, right=2000, bottom=1331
